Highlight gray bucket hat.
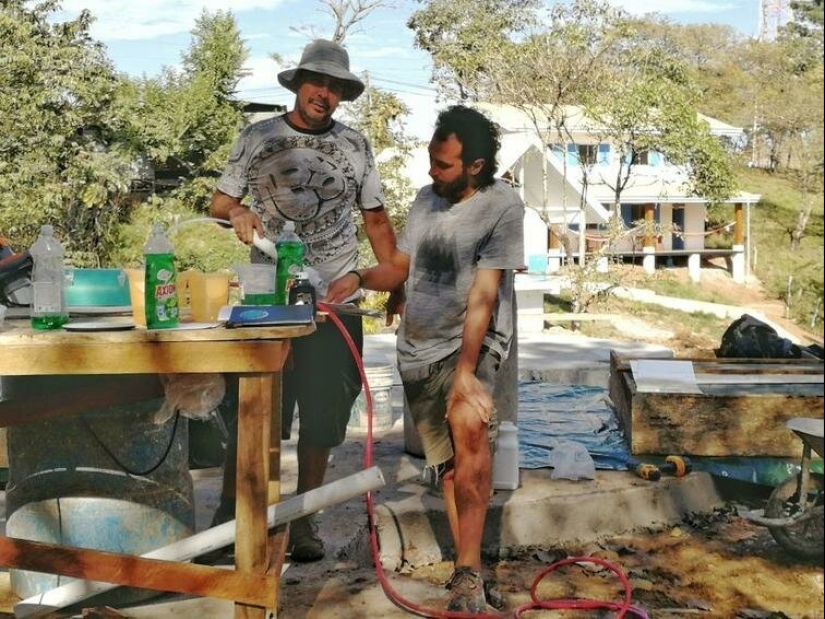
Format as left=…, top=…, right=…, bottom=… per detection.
left=278, top=39, right=365, bottom=102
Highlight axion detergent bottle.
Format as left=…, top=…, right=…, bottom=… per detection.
left=143, top=223, right=179, bottom=329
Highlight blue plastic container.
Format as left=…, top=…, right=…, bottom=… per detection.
left=2, top=374, right=194, bottom=605
left=65, top=268, right=132, bottom=307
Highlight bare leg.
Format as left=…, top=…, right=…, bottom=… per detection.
left=448, top=403, right=492, bottom=571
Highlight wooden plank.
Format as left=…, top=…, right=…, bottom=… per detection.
left=696, top=374, right=823, bottom=385
left=610, top=351, right=825, bottom=456
left=609, top=352, right=823, bottom=374
left=235, top=373, right=273, bottom=619
left=0, top=537, right=276, bottom=606
left=626, top=392, right=823, bottom=456
left=1, top=340, right=290, bottom=375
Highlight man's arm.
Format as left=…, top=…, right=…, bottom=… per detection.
left=323, top=248, right=409, bottom=303
left=448, top=268, right=502, bottom=423
left=210, top=190, right=263, bottom=245
left=361, top=207, right=396, bottom=264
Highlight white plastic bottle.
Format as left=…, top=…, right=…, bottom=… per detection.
left=492, top=421, right=520, bottom=490
left=29, top=224, right=69, bottom=330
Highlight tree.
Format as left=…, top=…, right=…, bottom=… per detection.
left=343, top=86, right=415, bottom=254
left=0, top=0, right=132, bottom=264
left=408, top=0, right=739, bottom=317
left=128, top=10, right=248, bottom=213
left=408, top=0, right=538, bottom=101
left=102, top=10, right=252, bottom=271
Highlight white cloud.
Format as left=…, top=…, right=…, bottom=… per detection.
left=236, top=54, right=287, bottom=100
left=57, top=0, right=287, bottom=41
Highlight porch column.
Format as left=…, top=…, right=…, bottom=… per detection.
left=642, top=204, right=656, bottom=274
left=688, top=253, right=701, bottom=282
left=548, top=225, right=563, bottom=273
left=732, top=202, right=745, bottom=283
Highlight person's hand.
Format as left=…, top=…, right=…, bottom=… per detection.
left=384, top=287, right=405, bottom=327
left=324, top=271, right=361, bottom=303
left=447, top=368, right=493, bottom=424
left=228, top=206, right=262, bottom=245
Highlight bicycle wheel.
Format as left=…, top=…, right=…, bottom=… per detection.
left=765, top=473, right=824, bottom=560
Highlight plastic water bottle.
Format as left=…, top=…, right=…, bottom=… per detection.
left=492, top=421, right=520, bottom=490
left=144, top=223, right=179, bottom=329
left=275, top=221, right=304, bottom=305
left=29, top=224, right=69, bottom=330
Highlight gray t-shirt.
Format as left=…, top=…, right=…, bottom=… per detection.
left=216, top=114, right=385, bottom=285
left=396, top=180, right=525, bottom=371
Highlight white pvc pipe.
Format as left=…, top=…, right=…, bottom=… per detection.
left=14, top=466, right=385, bottom=618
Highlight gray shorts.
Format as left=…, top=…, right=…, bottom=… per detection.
left=400, top=348, right=501, bottom=469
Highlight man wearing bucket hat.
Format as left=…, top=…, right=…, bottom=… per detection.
left=208, top=39, right=398, bottom=563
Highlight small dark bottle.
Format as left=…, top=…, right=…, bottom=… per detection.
left=288, top=272, right=316, bottom=311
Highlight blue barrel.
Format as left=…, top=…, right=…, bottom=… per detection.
left=1, top=374, right=194, bottom=605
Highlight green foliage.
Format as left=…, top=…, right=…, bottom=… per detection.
left=341, top=87, right=416, bottom=267
left=408, top=0, right=539, bottom=100
left=737, top=165, right=824, bottom=333
left=118, top=12, right=248, bottom=214
left=107, top=197, right=249, bottom=271
left=0, top=0, right=132, bottom=263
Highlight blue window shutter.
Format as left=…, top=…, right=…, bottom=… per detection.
left=649, top=150, right=661, bottom=167
left=621, top=204, right=633, bottom=228
left=597, top=143, right=610, bottom=165
left=550, top=144, right=564, bottom=161
left=566, top=143, right=579, bottom=166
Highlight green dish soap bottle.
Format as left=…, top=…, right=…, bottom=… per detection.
left=30, top=224, right=69, bottom=330
left=144, top=223, right=179, bottom=329
left=275, top=221, right=305, bottom=305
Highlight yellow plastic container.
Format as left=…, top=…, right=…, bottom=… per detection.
left=178, top=270, right=230, bottom=323
left=124, top=268, right=146, bottom=327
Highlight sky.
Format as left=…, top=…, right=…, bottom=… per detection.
left=53, top=0, right=770, bottom=141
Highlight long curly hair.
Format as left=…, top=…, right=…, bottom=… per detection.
left=433, top=105, right=501, bottom=188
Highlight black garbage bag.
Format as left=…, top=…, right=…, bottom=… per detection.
left=716, top=313, right=802, bottom=359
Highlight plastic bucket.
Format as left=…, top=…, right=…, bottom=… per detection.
left=349, top=363, right=395, bottom=432
left=1, top=375, right=194, bottom=605
left=233, top=263, right=277, bottom=305
left=124, top=267, right=146, bottom=327
left=179, top=269, right=230, bottom=322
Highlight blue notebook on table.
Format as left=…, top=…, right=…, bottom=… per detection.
left=225, top=304, right=314, bottom=328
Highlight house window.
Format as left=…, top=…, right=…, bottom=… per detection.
left=625, top=149, right=664, bottom=166
left=551, top=142, right=610, bottom=166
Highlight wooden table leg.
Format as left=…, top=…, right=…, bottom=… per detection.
left=235, top=373, right=274, bottom=619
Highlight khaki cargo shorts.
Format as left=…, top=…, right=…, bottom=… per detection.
left=401, top=348, right=501, bottom=473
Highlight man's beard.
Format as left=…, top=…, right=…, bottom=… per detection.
left=432, top=171, right=469, bottom=203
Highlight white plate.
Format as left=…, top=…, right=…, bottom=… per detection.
left=64, top=321, right=136, bottom=332
left=170, top=322, right=220, bottom=330
left=69, top=305, right=133, bottom=315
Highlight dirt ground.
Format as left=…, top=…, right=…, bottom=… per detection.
left=276, top=478, right=824, bottom=619
left=276, top=266, right=824, bottom=619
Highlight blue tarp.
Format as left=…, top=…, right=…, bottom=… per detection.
left=516, top=382, right=820, bottom=486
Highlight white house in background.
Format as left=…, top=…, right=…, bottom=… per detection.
left=387, top=103, right=760, bottom=286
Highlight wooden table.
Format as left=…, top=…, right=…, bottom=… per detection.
left=0, top=318, right=314, bottom=618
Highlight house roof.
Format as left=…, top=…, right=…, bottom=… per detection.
left=378, top=132, right=612, bottom=223
left=475, top=103, right=745, bottom=140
